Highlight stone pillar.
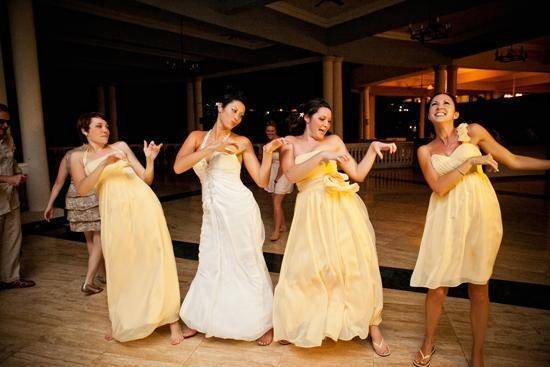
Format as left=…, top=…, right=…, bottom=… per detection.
left=96, top=84, right=106, bottom=114
left=446, top=65, right=458, bottom=96
left=368, top=93, right=376, bottom=139
left=332, top=56, right=343, bottom=137
left=186, top=79, right=195, bottom=133
left=0, top=41, right=7, bottom=104
left=322, top=56, right=334, bottom=109
left=358, top=89, right=364, bottom=140
left=419, top=97, right=427, bottom=138
left=107, top=84, right=119, bottom=142
left=193, top=77, right=203, bottom=130
left=433, top=65, right=446, bottom=94
left=7, top=0, right=50, bottom=210
left=363, top=87, right=376, bottom=139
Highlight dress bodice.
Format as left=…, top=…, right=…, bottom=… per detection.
left=430, top=143, right=483, bottom=176
left=192, top=130, right=242, bottom=184
left=295, top=150, right=358, bottom=194
left=83, top=148, right=136, bottom=190
left=430, top=124, right=482, bottom=176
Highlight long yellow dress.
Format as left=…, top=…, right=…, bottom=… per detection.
left=84, top=149, right=180, bottom=342
left=273, top=150, right=384, bottom=348
left=410, top=124, right=503, bottom=288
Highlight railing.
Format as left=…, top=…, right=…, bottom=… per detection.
left=346, top=141, right=414, bottom=169
left=47, top=141, right=416, bottom=182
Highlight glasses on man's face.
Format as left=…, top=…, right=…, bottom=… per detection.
left=0, top=119, right=9, bottom=125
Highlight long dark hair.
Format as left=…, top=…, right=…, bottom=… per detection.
left=287, top=98, right=332, bottom=135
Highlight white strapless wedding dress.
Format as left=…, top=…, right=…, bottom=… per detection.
left=179, top=131, right=273, bottom=340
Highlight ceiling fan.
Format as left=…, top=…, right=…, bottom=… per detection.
left=315, top=0, right=345, bottom=7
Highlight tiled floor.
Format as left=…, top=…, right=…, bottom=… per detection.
left=1, top=236, right=548, bottom=366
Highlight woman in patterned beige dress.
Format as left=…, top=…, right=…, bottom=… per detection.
left=44, top=144, right=104, bottom=295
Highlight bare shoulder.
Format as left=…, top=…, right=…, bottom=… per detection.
left=417, top=143, right=433, bottom=158
left=69, top=150, right=84, bottom=165
left=112, top=141, right=130, bottom=150
left=233, top=134, right=252, bottom=146
left=466, top=123, right=486, bottom=136
left=326, top=134, right=345, bottom=148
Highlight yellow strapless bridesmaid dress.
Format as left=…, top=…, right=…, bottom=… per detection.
left=84, top=149, right=180, bottom=342
left=411, top=124, right=503, bottom=288
left=273, top=150, right=384, bottom=348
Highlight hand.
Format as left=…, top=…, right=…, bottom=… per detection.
left=6, top=174, right=26, bottom=186
left=370, top=141, right=397, bottom=159
left=263, top=138, right=287, bottom=154
left=469, top=154, right=499, bottom=172
left=320, top=151, right=352, bottom=164
left=44, top=204, right=54, bottom=222
left=207, top=140, right=240, bottom=155
left=104, top=151, right=126, bottom=165
left=143, top=140, right=163, bottom=160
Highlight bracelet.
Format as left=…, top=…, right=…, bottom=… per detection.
left=457, top=167, right=467, bottom=176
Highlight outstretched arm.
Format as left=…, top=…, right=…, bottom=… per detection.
left=336, top=139, right=397, bottom=182
left=44, top=152, right=70, bottom=221
left=471, top=123, right=550, bottom=171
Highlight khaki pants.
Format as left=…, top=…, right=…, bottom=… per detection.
left=0, top=208, right=21, bottom=282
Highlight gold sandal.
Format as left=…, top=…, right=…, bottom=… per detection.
left=413, top=346, right=436, bottom=367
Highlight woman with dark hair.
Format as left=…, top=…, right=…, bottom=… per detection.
left=70, top=113, right=184, bottom=344
left=272, top=98, right=396, bottom=354
left=264, top=121, right=293, bottom=241
left=174, top=88, right=285, bottom=346
left=411, top=93, right=550, bottom=367
left=44, top=134, right=104, bottom=295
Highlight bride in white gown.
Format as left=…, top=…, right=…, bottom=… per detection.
left=173, top=89, right=285, bottom=345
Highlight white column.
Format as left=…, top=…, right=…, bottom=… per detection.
left=193, top=77, right=203, bottom=130
left=96, top=84, right=106, bottom=114
left=322, top=56, right=334, bottom=109
left=332, top=56, right=343, bottom=137
left=7, top=0, right=50, bottom=211
left=419, top=97, right=427, bottom=138
left=0, top=41, right=7, bottom=104
left=186, top=79, right=195, bottom=133
left=107, top=84, right=119, bottom=142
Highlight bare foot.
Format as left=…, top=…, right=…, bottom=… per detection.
left=182, top=327, right=198, bottom=338
left=170, top=322, right=185, bottom=345
left=269, top=230, right=280, bottom=241
left=257, top=328, right=273, bottom=346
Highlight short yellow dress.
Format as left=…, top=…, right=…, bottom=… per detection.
left=273, top=150, right=383, bottom=348
left=410, top=124, right=503, bottom=288
left=84, top=148, right=180, bottom=342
